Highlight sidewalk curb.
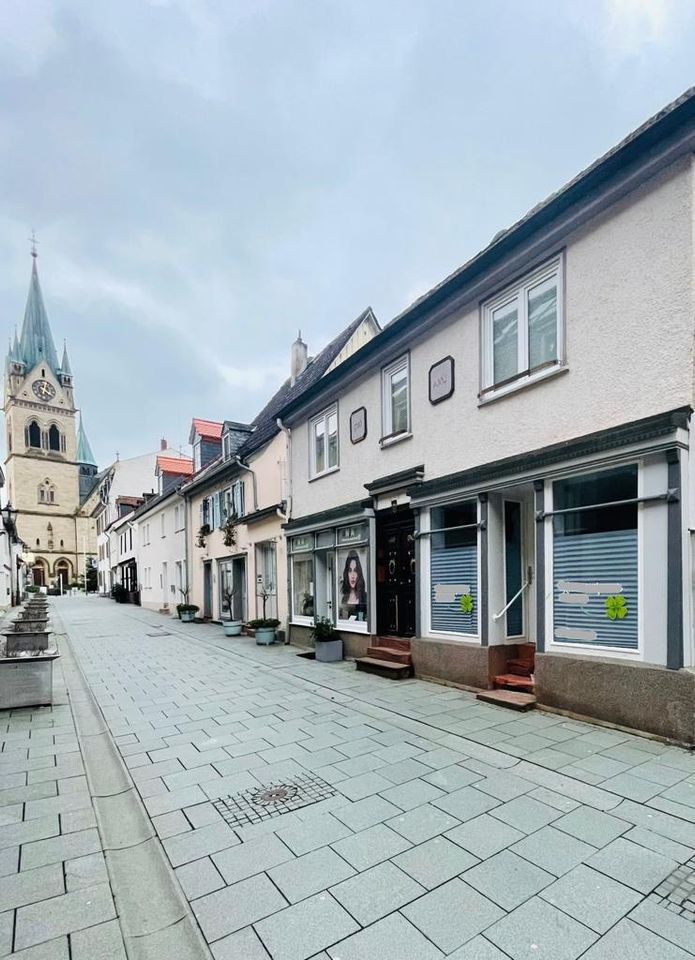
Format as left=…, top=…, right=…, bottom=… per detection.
left=54, top=615, right=212, bottom=960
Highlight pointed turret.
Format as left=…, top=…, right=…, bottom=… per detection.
left=77, top=415, right=97, bottom=467
left=60, top=340, right=72, bottom=377
left=17, top=254, right=60, bottom=375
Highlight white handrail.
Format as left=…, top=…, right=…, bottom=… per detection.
left=493, top=580, right=529, bottom=621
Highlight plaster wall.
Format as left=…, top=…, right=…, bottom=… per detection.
left=289, top=159, right=694, bottom=520
left=136, top=497, right=186, bottom=613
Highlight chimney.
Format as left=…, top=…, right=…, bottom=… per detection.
left=160, top=438, right=167, bottom=451
left=290, top=330, right=308, bottom=385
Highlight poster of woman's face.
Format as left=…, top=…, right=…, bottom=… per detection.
left=338, top=548, right=367, bottom=621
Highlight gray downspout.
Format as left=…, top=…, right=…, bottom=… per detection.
left=234, top=457, right=258, bottom=513
left=175, top=486, right=190, bottom=609
left=276, top=416, right=293, bottom=643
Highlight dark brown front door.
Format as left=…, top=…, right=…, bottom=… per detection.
left=376, top=509, right=416, bottom=637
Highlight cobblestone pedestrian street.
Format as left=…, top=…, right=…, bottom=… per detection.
left=2, top=596, right=695, bottom=959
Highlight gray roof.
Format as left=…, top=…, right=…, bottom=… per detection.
left=77, top=415, right=97, bottom=467
left=239, top=307, right=378, bottom=459
left=16, top=258, right=60, bottom=375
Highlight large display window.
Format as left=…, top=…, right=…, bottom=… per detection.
left=429, top=499, right=479, bottom=637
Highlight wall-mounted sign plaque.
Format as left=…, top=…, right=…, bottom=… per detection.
left=350, top=407, right=367, bottom=444
left=429, top=356, right=455, bottom=405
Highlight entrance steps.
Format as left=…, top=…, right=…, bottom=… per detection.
left=477, top=689, right=537, bottom=710
left=355, top=637, right=414, bottom=680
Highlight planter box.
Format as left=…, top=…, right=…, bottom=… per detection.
left=5, top=631, right=50, bottom=654
left=0, top=650, right=59, bottom=708
left=13, top=619, right=49, bottom=632
left=315, top=639, right=343, bottom=663
left=180, top=611, right=196, bottom=623
left=255, top=628, right=276, bottom=645
left=223, top=621, right=243, bottom=637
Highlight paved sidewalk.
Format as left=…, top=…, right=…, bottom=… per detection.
left=4, top=597, right=695, bottom=959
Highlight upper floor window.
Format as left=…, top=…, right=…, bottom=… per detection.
left=26, top=420, right=41, bottom=448
left=161, top=512, right=166, bottom=538
left=193, top=440, right=201, bottom=471
left=224, top=479, right=245, bottom=519
left=48, top=424, right=61, bottom=452
left=310, top=405, right=338, bottom=478
left=38, top=479, right=56, bottom=504
left=481, top=255, right=564, bottom=396
left=381, top=355, right=410, bottom=441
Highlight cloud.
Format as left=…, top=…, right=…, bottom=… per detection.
left=579, top=0, right=686, bottom=60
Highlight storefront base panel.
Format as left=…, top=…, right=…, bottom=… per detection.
left=411, top=639, right=508, bottom=691
left=536, top=652, right=695, bottom=745
left=288, top=624, right=371, bottom=659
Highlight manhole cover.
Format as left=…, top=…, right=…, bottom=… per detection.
left=214, top=773, right=336, bottom=831
left=652, top=856, right=695, bottom=921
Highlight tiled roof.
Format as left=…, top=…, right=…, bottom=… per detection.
left=191, top=418, right=223, bottom=441
left=157, top=455, right=194, bottom=476
left=239, top=307, right=378, bottom=459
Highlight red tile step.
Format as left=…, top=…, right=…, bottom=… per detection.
left=493, top=673, right=535, bottom=692
left=375, top=637, right=412, bottom=652
left=477, top=689, right=537, bottom=711
left=367, top=646, right=412, bottom=664
left=355, top=657, right=413, bottom=680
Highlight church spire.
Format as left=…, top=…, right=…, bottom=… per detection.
left=60, top=340, right=72, bottom=376
left=17, top=245, right=60, bottom=375
left=77, top=414, right=97, bottom=467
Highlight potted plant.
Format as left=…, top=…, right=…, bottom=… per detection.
left=311, top=617, right=343, bottom=663
left=248, top=618, right=280, bottom=645
left=176, top=587, right=199, bottom=623
left=221, top=584, right=242, bottom=637
left=111, top=583, right=127, bottom=604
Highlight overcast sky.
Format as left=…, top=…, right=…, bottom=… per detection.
left=1, top=0, right=694, bottom=467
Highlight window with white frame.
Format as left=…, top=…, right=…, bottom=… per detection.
left=160, top=512, right=166, bottom=538
left=381, top=355, right=410, bottom=439
left=429, top=500, right=478, bottom=636
left=193, top=440, right=201, bottom=471
left=231, top=479, right=245, bottom=518
left=481, top=256, right=563, bottom=393
left=310, top=406, right=338, bottom=477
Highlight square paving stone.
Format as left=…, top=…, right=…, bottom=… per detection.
left=327, top=912, right=444, bottom=960
left=446, top=813, right=525, bottom=860
left=628, top=898, right=695, bottom=955
left=446, top=937, right=512, bottom=960
left=0, top=908, right=12, bottom=956
left=193, top=873, right=287, bottom=941
left=331, top=795, right=401, bottom=832
left=254, top=891, right=359, bottom=960
left=600, top=772, right=665, bottom=802
left=379, top=759, right=432, bottom=784
left=163, top=821, right=239, bottom=867
left=211, top=926, right=270, bottom=960
left=394, top=835, right=479, bottom=888
left=475, top=773, right=535, bottom=802
left=464, top=850, right=554, bottom=911
left=0, top=862, right=64, bottom=910
left=380, top=778, right=445, bottom=811
left=403, top=878, right=504, bottom=953
left=212, top=832, right=295, bottom=885
left=423, top=766, right=483, bottom=792
left=329, top=860, right=424, bottom=926
left=269, top=847, right=355, bottom=903
left=511, top=825, right=597, bottom=876
left=587, top=836, right=677, bottom=893
left=540, top=864, right=642, bottom=933
left=626, top=826, right=694, bottom=864
left=336, top=772, right=392, bottom=801
left=579, top=918, right=694, bottom=959
left=330, top=822, right=410, bottom=871
left=432, top=786, right=500, bottom=822
left=175, top=856, right=225, bottom=900
left=8, top=936, right=70, bottom=958
left=14, top=881, right=117, bottom=951
left=486, top=896, right=597, bottom=960
left=490, top=795, right=562, bottom=833
left=21, top=829, right=102, bottom=870
left=385, top=803, right=460, bottom=844
left=65, top=853, right=109, bottom=891
left=70, top=919, right=127, bottom=960
left=553, top=806, right=629, bottom=847
left=275, top=812, right=352, bottom=857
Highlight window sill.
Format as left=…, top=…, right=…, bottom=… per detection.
left=380, top=431, right=412, bottom=449
left=309, top=466, right=340, bottom=483
left=479, top=364, right=568, bottom=406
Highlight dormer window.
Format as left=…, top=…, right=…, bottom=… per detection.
left=223, top=433, right=233, bottom=461
left=193, top=439, right=201, bottom=471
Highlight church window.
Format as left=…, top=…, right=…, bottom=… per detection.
left=38, top=479, right=56, bottom=505
left=26, top=420, right=41, bottom=448
left=36, top=539, right=40, bottom=547
left=48, top=425, right=61, bottom=452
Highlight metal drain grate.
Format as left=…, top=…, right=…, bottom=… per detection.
left=213, top=773, right=336, bottom=830
left=651, top=856, right=695, bottom=921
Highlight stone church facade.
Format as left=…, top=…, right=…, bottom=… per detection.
left=3, top=251, right=99, bottom=589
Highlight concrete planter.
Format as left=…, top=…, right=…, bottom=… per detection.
left=255, top=627, right=276, bottom=645
left=0, top=650, right=59, bottom=708
left=180, top=610, right=196, bottom=623
left=223, top=621, right=243, bottom=637
left=4, top=631, right=50, bottom=654
left=315, top=639, right=343, bottom=663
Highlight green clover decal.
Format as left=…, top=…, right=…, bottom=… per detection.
left=460, top=594, right=474, bottom=615
left=605, top=595, right=628, bottom=620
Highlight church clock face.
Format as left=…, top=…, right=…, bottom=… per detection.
left=32, top=379, right=56, bottom=403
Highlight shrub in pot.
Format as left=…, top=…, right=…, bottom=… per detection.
left=221, top=586, right=242, bottom=637
left=177, top=603, right=199, bottom=623
left=111, top=583, right=127, bottom=604
left=311, top=617, right=343, bottom=663
left=248, top=618, right=280, bottom=645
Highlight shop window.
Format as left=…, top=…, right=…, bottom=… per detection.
left=219, top=557, right=247, bottom=621
left=552, top=465, right=638, bottom=650
left=290, top=525, right=370, bottom=630
left=482, top=256, right=563, bottom=394
left=255, top=541, right=278, bottom=620
left=429, top=500, right=478, bottom=636
left=290, top=537, right=315, bottom=620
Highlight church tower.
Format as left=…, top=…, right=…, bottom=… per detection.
left=4, top=246, right=98, bottom=589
